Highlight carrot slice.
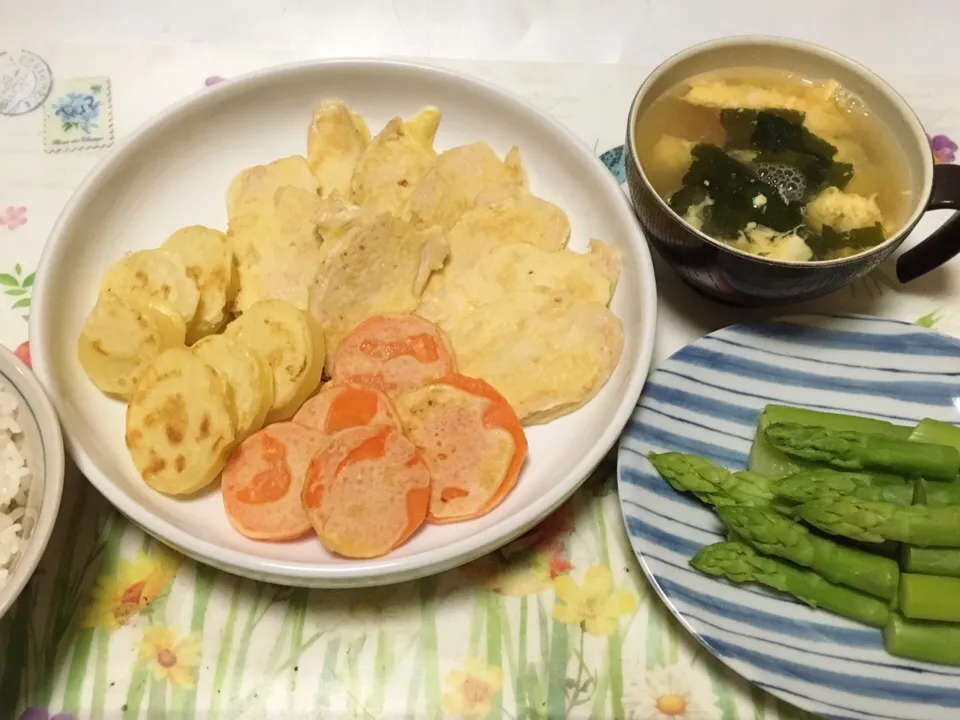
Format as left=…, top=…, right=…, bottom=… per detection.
left=394, top=373, right=527, bottom=523
left=293, top=384, right=402, bottom=435
left=221, top=422, right=327, bottom=541
left=301, top=425, right=431, bottom=558
left=331, top=314, right=456, bottom=397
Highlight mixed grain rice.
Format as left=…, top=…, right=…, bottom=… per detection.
left=0, top=382, right=31, bottom=587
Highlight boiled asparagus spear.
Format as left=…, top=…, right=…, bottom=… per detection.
left=899, top=573, right=960, bottom=622
left=901, top=546, right=960, bottom=578
left=759, top=404, right=911, bottom=437
left=690, top=542, right=890, bottom=628
left=798, top=497, right=960, bottom=547
left=749, top=405, right=912, bottom=480
left=773, top=469, right=913, bottom=506
left=647, top=453, right=776, bottom=508
left=764, top=422, right=960, bottom=481
left=884, top=614, right=960, bottom=666
left=717, top=506, right=899, bottom=600
left=922, top=481, right=960, bottom=507
left=908, top=418, right=960, bottom=453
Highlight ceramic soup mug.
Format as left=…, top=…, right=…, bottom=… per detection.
left=625, top=36, right=960, bottom=306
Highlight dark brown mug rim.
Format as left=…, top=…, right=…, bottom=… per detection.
left=625, top=35, right=935, bottom=270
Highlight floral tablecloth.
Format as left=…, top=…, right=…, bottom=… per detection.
left=0, top=43, right=957, bottom=720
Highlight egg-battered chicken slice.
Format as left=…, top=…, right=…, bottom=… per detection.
left=403, top=141, right=527, bottom=231
left=227, top=155, right=319, bottom=231
left=349, top=107, right=440, bottom=215
left=310, top=197, right=449, bottom=371
left=446, top=289, right=623, bottom=425
left=230, top=186, right=325, bottom=313
left=422, top=186, right=570, bottom=298
left=307, top=99, right=371, bottom=197
left=419, top=239, right=620, bottom=331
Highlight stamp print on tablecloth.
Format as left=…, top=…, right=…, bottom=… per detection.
left=0, top=50, right=52, bottom=116
left=44, top=77, right=114, bottom=153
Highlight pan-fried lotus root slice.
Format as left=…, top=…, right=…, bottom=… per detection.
left=160, top=225, right=236, bottom=342
left=226, top=299, right=324, bottom=423
left=293, top=384, right=401, bottom=435
left=99, top=248, right=200, bottom=325
left=301, top=426, right=430, bottom=558
left=192, top=333, right=273, bottom=440
left=221, top=422, right=326, bottom=541
left=395, top=374, right=527, bottom=523
left=125, top=348, right=237, bottom=496
left=78, top=291, right=186, bottom=398
left=331, top=314, right=456, bottom=397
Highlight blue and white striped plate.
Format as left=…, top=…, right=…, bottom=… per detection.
left=618, top=314, right=960, bottom=720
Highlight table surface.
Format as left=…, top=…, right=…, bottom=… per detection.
left=1, top=3, right=959, bottom=718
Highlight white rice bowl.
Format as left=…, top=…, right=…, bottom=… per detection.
left=0, top=382, right=35, bottom=586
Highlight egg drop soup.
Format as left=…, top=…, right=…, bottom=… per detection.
left=635, top=67, right=914, bottom=262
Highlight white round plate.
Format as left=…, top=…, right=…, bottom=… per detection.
left=618, top=314, right=960, bottom=720
left=31, top=59, right=657, bottom=588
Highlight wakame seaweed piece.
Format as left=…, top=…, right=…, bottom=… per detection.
left=751, top=111, right=838, bottom=162
left=720, top=108, right=807, bottom=150
left=726, top=110, right=854, bottom=195
left=680, top=144, right=802, bottom=235
left=809, top=224, right=886, bottom=255
left=668, top=183, right=709, bottom=215
left=823, top=161, right=854, bottom=191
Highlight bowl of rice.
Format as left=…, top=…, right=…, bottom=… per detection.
left=0, top=343, right=64, bottom=619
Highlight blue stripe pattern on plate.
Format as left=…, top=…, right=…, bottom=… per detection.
left=618, top=314, right=960, bottom=720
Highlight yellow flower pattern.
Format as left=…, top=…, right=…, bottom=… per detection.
left=83, top=549, right=181, bottom=631
left=138, top=626, right=202, bottom=688
left=552, top=565, right=637, bottom=636
left=441, top=658, right=503, bottom=719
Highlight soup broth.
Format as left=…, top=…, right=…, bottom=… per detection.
left=635, top=67, right=914, bottom=262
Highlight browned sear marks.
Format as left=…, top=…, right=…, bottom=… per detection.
left=198, top=414, right=211, bottom=441
left=142, top=454, right=167, bottom=478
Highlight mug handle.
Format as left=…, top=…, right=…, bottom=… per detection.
left=896, top=163, right=960, bottom=283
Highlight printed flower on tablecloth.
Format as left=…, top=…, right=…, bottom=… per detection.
left=138, top=626, right=202, bottom=688
left=332, top=583, right=423, bottom=636
left=83, top=549, right=181, bottom=630
left=622, top=662, right=721, bottom=720
left=930, top=134, right=958, bottom=165
left=17, top=708, right=76, bottom=720
left=490, top=545, right=575, bottom=597
left=205, top=75, right=225, bottom=87
left=13, top=341, right=30, bottom=368
left=456, top=504, right=576, bottom=597
left=441, top=658, right=503, bottom=719
left=0, top=206, right=27, bottom=230
left=552, top=564, right=637, bottom=636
